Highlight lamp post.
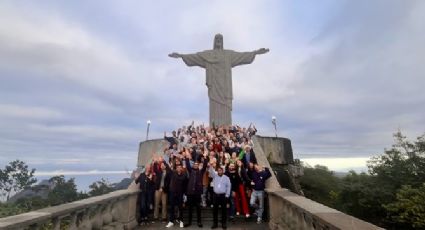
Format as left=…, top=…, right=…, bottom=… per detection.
left=271, top=116, right=277, bottom=138
left=146, top=120, right=151, bottom=141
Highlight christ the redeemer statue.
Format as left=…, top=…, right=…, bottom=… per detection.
left=169, top=34, right=269, bottom=127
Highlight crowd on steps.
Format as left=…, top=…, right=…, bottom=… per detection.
left=134, top=123, right=272, bottom=229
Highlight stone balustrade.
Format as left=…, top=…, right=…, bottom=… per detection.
left=0, top=189, right=139, bottom=230
left=266, top=188, right=383, bottom=230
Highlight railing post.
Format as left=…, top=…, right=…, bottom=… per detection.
left=79, top=207, right=91, bottom=230
left=52, top=217, right=61, bottom=230
left=69, top=211, right=78, bottom=230
left=91, top=204, right=103, bottom=229
left=28, top=223, right=39, bottom=230
left=102, top=200, right=114, bottom=225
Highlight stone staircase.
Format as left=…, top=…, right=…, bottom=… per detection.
left=142, top=204, right=264, bottom=224
left=135, top=206, right=269, bottom=230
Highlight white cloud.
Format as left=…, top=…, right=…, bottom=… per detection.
left=30, top=124, right=142, bottom=141
left=0, top=104, right=63, bottom=120
left=0, top=3, right=162, bottom=102
left=302, top=157, right=369, bottom=172
left=35, top=170, right=127, bottom=176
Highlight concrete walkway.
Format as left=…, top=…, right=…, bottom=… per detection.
left=134, top=221, right=269, bottom=230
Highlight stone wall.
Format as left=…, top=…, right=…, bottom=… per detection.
left=251, top=136, right=282, bottom=190
left=0, top=189, right=139, bottom=230
left=267, top=188, right=383, bottom=230
left=252, top=135, right=383, bottom=229
left=137, top=139, right=168, bottom=168
left=253, top=135, right=294, bottom=165
left=252, top=135, right=303, bottom=194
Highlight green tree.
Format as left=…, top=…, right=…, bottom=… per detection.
left=0, top=160, right=37, bottom=201
left=300, top=132, right=425, bottom=228
left=300, top=164, right=341, bottom=208
left=88, top=178, right=114, bottom=197
left=0, top=202, right=22, bottom=218
left=368, top=131, right=425, bottom=190
left=14, top=196, right=47, bottom=213
left=47, top=176, right=78, bottom=206
left=384, top=184, right=425, bottom=229
left=338, top=171, right=393, bottom=225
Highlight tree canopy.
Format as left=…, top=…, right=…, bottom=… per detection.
left=0, top=160, right=37, bottom=201
left=300, top=131, right=425, bottom=229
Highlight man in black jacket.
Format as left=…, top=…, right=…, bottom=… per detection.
left=166, top=164, right=188, bottom=228
left=250, top=164, right=272, bottom=224
left=135, top=164, right=155, bottom=225
left=184, top=152, right=208, bottom=227
left=164, top=131, right=178, bottom=149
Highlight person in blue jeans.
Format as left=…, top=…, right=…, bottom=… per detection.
left=249, top=164, right=271, bottom=223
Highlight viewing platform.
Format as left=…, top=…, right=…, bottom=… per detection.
left=0, top=134, right=382, bottom=230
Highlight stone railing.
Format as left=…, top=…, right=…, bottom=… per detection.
left=0, top=189, right=139, bottom=230
left=266, top=188, right=384, bottom=230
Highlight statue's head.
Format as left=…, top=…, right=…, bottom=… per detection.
left=213, top=34, right=223, bottom=50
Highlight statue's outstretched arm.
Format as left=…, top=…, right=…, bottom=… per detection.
left=254, top=48, right=269, bottom=55
left=168, top=52, right=182, bottom=58
left=169, top=52, right=206, bottom=68
left=230, top=48, right=269, bottom=67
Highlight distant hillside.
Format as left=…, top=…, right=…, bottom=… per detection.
left=8, top=177, right=132, bottom=203
left=333, top=171, right=349, bottom=178
left=8, top=180, right=54, bottom=203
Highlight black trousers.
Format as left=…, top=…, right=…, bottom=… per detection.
left=213, top=193, right=227, bottom=226
left=168, top=192, right=183, bottom=222
left=139, top=191, right=149, bottom=220
left=187, top=194, right=202, bottom=224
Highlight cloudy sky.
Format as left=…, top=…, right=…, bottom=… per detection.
left=1, top=0, right=424, bottom=174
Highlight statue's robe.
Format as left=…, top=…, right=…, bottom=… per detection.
left=180, top=49, right=256, bottom=126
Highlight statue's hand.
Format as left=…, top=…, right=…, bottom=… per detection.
left=256, top=48, right=269, bottom=55
left=168, top=52, right=181, bottom=58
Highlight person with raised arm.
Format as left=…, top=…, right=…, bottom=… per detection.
left=135, top=164, right=155, bottom=225
left=208, top=161, right=231, bottom=229
left=166, top=163, right=188, bottom=228
left=184, top=151, right=209, bottom=228
left=250, top=164, right=272, bottom=224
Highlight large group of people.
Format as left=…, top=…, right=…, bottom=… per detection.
left=134, top=123, right=271, bottom=229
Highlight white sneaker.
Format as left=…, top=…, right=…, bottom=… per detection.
left=257, top=217, right=262, bottom=224
left=180, top=221, right=184, bottom=228
left=166, top=222, right=174, bottom=228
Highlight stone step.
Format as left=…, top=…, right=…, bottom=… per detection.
left=135, top=221, right=269, bottom=230
left=145, top=207, right=262, bottom=222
